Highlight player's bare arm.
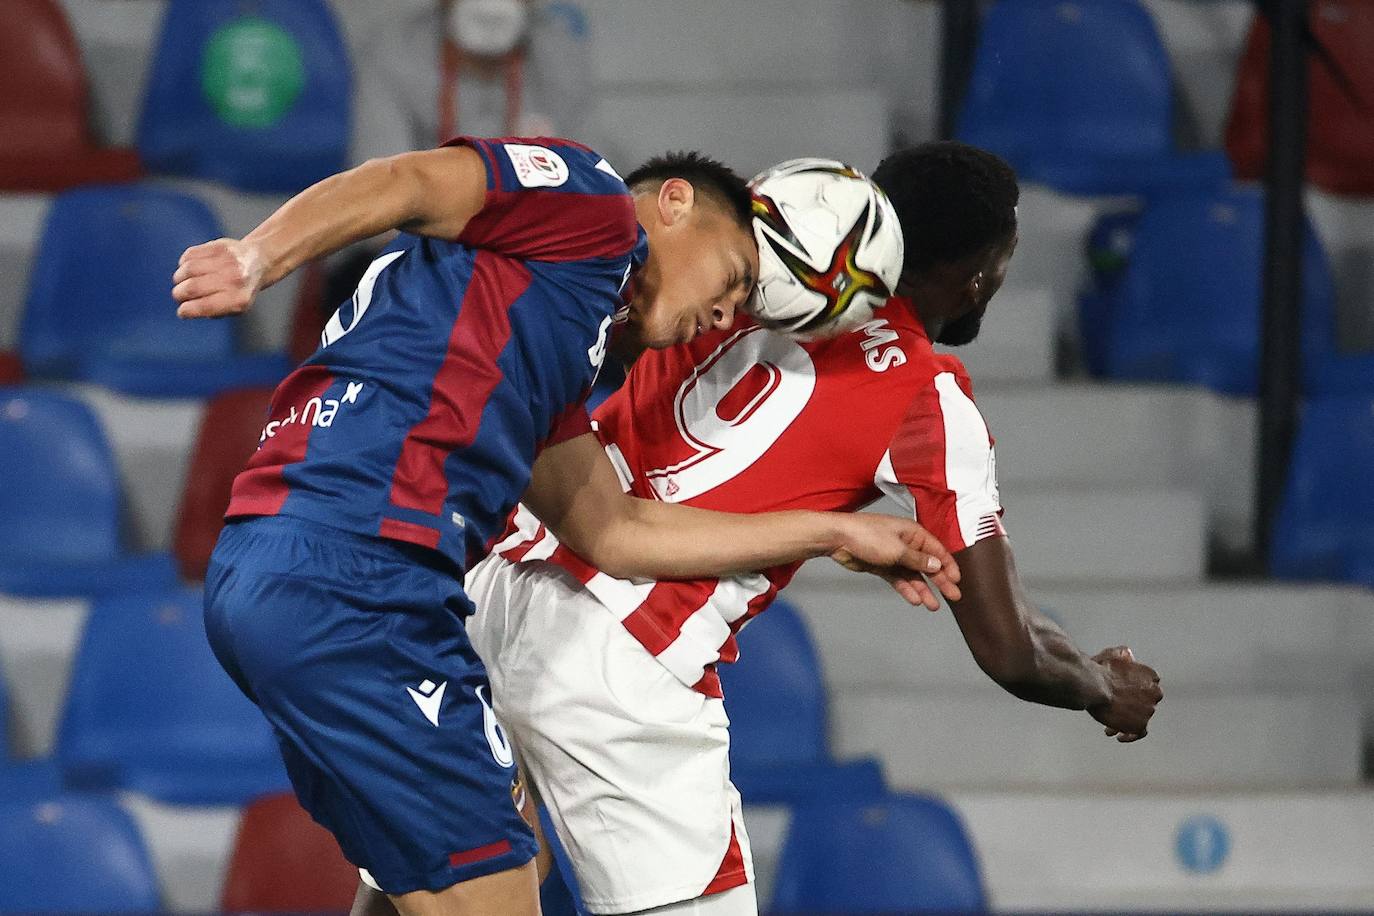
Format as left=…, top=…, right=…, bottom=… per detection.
left=173, top=146, right=488, bottom=318
left=948, top=536, right=1162, bottom=741
left=522, top=432, right=962, bottom=609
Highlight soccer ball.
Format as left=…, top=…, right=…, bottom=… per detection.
left=745, top=158, right=904, bottom=340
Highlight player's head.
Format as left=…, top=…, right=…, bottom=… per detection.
left=625, top=152, right=758, bottom=349
left=872, top=142, right=1019, bottom=346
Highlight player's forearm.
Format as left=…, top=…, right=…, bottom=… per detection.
left=586, top=500, right=849, bottom=580
left=1002, top=611, right=1113, bottom=711
left=243, top=157, right=428, bottom=288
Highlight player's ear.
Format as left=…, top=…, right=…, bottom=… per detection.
left=656, top=178, right=695, bottom=227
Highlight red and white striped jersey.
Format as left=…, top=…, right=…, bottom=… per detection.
left=489, top=297, right=1004, bottom=696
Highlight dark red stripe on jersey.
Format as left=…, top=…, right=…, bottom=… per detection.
left=544, top=401, right=592, bottom=450
left=448, top=839, right=512, bottom=869
left=692, top=668, right=723, bottom=699
left=619, top=580, right=719, bottom=656
left=547, top=542, right=599, bottom=582
left=890, top=378, right=963, bottom=550
left=501, top=522, right=546, bottom=563
left=387, top=252, right=528, bottom=519
left=378, top=518, right=441, bottom=549
left=226, top=368, right=336, bottom=518
left=702, top=819, right=749, bottom=896
left=458, top=190, right=637, bottom=262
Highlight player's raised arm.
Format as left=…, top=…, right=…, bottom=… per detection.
left=172, top=145, right=488, bottom=319
left=521, top=432, right=962, bottom=610
left=948, top=536, right=1161, bottom=740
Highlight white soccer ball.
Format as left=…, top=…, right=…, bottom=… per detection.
left=745, top=158, right=904, bottom=340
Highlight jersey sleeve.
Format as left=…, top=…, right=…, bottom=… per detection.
left=545, top=401, right=593, bottom=448
left=874, top=367, right=1004, bottom=552
left=444, top=136, right=639, bottom=262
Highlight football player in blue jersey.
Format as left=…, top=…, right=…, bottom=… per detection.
left=174, top=137, right=961, bottom=916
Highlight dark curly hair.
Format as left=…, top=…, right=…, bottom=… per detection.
left=625, top=151, right=753, bottom=229
left=872, top=142, right=1019, bottom=274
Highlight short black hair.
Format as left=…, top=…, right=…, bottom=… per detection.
left=872, top=142, right=1019, bottom=274
left=625, top=151, right=753, bottom=229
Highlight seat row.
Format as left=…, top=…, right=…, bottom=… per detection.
left=3, top=0, right=349, bottom=195
left=959, top=0, right=1374, bottom=197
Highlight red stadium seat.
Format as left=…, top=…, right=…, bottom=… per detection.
left=0, top=0, right=141, bottom=192
left=0, top=353, right=24, bottom=385
left=220, top=792, right=359, bottom=913
left=172, top=387, right=273, bottom=581
left=1226, top=1, right=1374, bottom=196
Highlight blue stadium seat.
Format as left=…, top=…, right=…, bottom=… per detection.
left=0, top=387, right=177, bottom=598
left=19, top=184, right=289, bottom=397
left=1271, top=396, right=1374, bottom=587
left=0, top=795, right=161, bottom=913
left=1080, top=186, right=1342, bottom=396
left=56, top=587, right=290, bottom=805
left=137, top=0, right=351, bottom=193
left=957, top=0, right=1228, bottom=195
left=0, top=760, right=66, bottom=800
left=771, top=794, right=986, bottom=914
left=719, top=600, right=885, bottom=805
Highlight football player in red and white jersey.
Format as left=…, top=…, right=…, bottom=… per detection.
left=356, top=144, right=1164, bottom=916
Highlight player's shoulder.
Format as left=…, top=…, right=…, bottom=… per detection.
left=463, top=136, right=628, bottom=197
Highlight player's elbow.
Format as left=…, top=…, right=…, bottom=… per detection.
left=969, top=631, right=1040, bottom=694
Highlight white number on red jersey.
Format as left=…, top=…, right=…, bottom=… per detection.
left=644, top=327, right=815, bottom=502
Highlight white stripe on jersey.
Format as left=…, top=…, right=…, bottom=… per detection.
left=935, top=372, right=1001, bottom=547
left=654, top=574, right=772, bottom=686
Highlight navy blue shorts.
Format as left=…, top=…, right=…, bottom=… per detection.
left=204, top=516, right=536, bottom=894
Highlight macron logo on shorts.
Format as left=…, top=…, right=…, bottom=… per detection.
left=407, top=679, right=447, bottom=726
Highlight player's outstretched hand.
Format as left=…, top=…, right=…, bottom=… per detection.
left=1088, top=646, right=1162, bottom=742
left=830, top=514, right=961, bottom=611
left=173, top=237, right=266, bottom=319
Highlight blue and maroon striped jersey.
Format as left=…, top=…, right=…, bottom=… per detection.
left=226, top=137, right=646, bottom=573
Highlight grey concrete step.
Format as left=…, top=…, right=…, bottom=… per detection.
left=785, top=578, right=1372, bottom=693
left=833, top=686, right=1364, bottom=791
left=947, top=285, right=1056, bottom=383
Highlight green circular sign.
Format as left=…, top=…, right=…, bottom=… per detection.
left=201, top=18, right=305, bottom=129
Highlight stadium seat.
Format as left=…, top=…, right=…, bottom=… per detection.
left=137, top=0, right=351, bottom=194
left=770, top=793, right=986, bottom=914
left=956, top=0, right=1229, bottom=195
left=55, top=587, right=290, bottom=805
left=0, top=760, right=65, bottom=800
left=0, top=0, right=141, bottom=192
left=0, top=353, right=24, bottom=385
left=1271, top=395, right=1374, bottom=587
left=1226, top=1, right=1374, bottom=196
left=19, top=184, right=290, bottom=397
left=221, top=791, right=358, bottom=913
left=0, top=387, right=177, bottom=598
left=0, top=795, right=161, bottom=913
left=173, top=387, right=274, bottom=581
left=1079, top=186, right=1357, bottom=396
left=719, top=600, right=886, bottom=805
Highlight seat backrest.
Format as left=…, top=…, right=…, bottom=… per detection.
left=221, top=791, right=359, bottom=912
left=20, top=184, right=237, bottom=377
left=174, top=387, right=274, bottom=580
left=56, top=587, right=279, bottom=778
left=0, top=796, right=161, bottom=913
left=0, top=387, right=124, bottom=564
left=1109, top=187, right=1337, bottom=366
left=718, top=600, right=827, bottom=767
left=1276, top=395, right=1374, bottom=535
left=958, top=0, right=1174, bottom=161
left=0, top=0, right=91, bottom=157
left=1226, top=1, right=1374, bottom=195
left=771, top=794, right=985, bottom=914
left=137, top=0, right=351, bottom=193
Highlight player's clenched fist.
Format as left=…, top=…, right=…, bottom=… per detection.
left=1088, top=646, right=1163, bottom=742
left=830, top=514, right=962, bottom=611
left=172, top=237, right=266, bottom=319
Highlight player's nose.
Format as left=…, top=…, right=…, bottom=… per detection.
left=709, top=298, right=737, bottom=330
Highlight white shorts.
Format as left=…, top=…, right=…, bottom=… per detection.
left=466, top=557, right=755, bottom=915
